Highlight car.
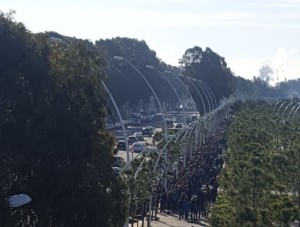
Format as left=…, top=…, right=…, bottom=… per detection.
left=134, top=132, right=144, bottom=141
left=114, top=131, right=125, bottom=141
left=186, top=117, right=192, bottom=124
left=175, top=123, right=185, bottom=129
left=142, top=126, right=153, bottom=137
left=116, top=140, right=126, bottom=151
left=165, top=119, right=175, bottom=128
left=132, top=118, right=141, bottom=125
left=131, top=142, right=144, bottom=153
left=127, top=135, right=138, bottom=145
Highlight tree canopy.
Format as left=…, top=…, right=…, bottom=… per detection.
left=96, top=37, right=188, bottom=116
left=0, top=11, right=126, bottom=226
left=210, top=101, right=300, bottom=226
left=179, top=46, right=235, bottom=113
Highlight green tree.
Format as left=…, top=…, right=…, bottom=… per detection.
left=210, top=101, right=299, bottom=226
left=0, top=11, right=126, bottom=226
left=179, top=46, right=235, bottom=113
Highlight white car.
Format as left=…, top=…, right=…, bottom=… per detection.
left=134, top=132, right=144, bottom=141
left=132, top=142, right=144, bottom=153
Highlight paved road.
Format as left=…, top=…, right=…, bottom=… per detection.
left=116, top=128, right=161, bottom=163
left=129, top=213, right=209, bottom=227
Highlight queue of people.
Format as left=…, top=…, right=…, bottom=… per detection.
left=153, top=120, right=228, bottom=223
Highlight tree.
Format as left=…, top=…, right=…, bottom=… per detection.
left=95, top=37, right=185, bottom=114
left=179, top=46, right=235, bottom=113
left=0, top=11, right=126, bottom=226
left=210, top=101, right=299, bottom=226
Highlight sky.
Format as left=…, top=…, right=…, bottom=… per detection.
left=2, top=0, right=300, bottom=85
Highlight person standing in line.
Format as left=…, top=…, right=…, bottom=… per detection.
left=183, top=196, right=190, bottom=221
left=190, top=196, right=197, bottom=223
left=160, top=189, right=167, bottom=213
left=177, top=195, right=184, bottom=220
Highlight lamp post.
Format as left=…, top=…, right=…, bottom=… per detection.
left=287, top=102, right=300, bottom=121
left=113, top=56, right=171, bottom=190
left=145, top=65, right=187, bottom=126
left=196, top=80, right=216, bottom=109
left=276, top=101, right=287, bottom=115
left=291, top=104, right=300, bottom=122
left=113, top=56, right=168, bottom=137
left=193, top=79, right=212, bottom=113
left=179, top=74, right=207, bottom=115
left=281, top=102, right=294, bottom=119
left=102, top=81, right=130, bottom=163
left=167, top=72, right=198, bottom=118
left=200, top=80, right=218, bottom=108
left=273, top=100, right=284, bottom=111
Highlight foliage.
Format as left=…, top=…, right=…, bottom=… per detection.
left=179, top=46, right=235, bottom=113
left=0, top=11, right=126, bottom=226
left=210, top=101, right=300, bottom=226
left=95, top=37, right=186, bottom=115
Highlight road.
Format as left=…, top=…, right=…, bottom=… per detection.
left=111, top=111, right=197, bottom=164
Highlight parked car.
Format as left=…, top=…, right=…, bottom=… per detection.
left=132, top=142, right=144, bottom=153
left=142, top=126, right=153, bottom=137
left=127, top=135, right=138, bottom=145
left=132, top=118, right=141, bottom=126
left=134, top=132, right=144, bottom=141
left=116, top=140, right=126, bottom=151
left=175, top=123, right=185, bottom=129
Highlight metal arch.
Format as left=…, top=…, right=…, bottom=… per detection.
left=291, top=105, right=300, bottom=122
left=196, top=80, right=215, bottom=111
left=287, top=102, right=300, bottom=121
left=193, top=80, right=212, bottom=113
left=268, top=98, right=278, bottom=106
left=266, top=97, right=274, bottom=105
left=195, top=80, right=214, bottom=110
left=114, top=56, right=168, bottom=137
left=281, top=102, right=294, bottom=119
left=273, top=100, right=284, bottom=111
left=146, top=66, right=187, bottom=126
left=276, top=101, right=287, bottom=115
left=172, top=74, right=198, bottom=118
left=270, top=98, right=280, bottom=106
left=102, top=81, right=130, bottom=163
left=200, top=80, right=218, bottom=108
left=182, top=76, right=207, bottom=115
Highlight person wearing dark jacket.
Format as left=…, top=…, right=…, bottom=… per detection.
left=190, top=197, right=197, bottom=223
left=177, top=195, right=184, bottom=220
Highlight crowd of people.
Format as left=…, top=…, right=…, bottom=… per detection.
left=152, top=119, right=228, bottom=223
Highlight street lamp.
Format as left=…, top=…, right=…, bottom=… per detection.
left=166, top=71, right=198, bottom=118
left=291, top=104, right=300, bottom=122
left=145, top=65, right=187, bottom=126
left=114, top=56, right=171, bottom=190
left=193, top=79, right=212, bottom=113
left=196, top=80, right=217, bottom=110
left=198, top=80, right=218, bottom=108
left=102, top=81, right=130, bottom=163
left=276, top=101, right=287, bottom=115
left=287, top=102, right=300, bottom=121
left=179, top=74, right=207, bottom=115
left=113, top=56, right=168, bottom=137
left=281, top=102, right=294, bottom=119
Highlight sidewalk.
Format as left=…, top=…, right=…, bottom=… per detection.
left=151, top=213, right=209, bottom=227
left=129, top=213, right=209, bottom=227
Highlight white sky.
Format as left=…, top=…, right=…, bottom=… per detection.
left=2, top=0, right=300, bottom=84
